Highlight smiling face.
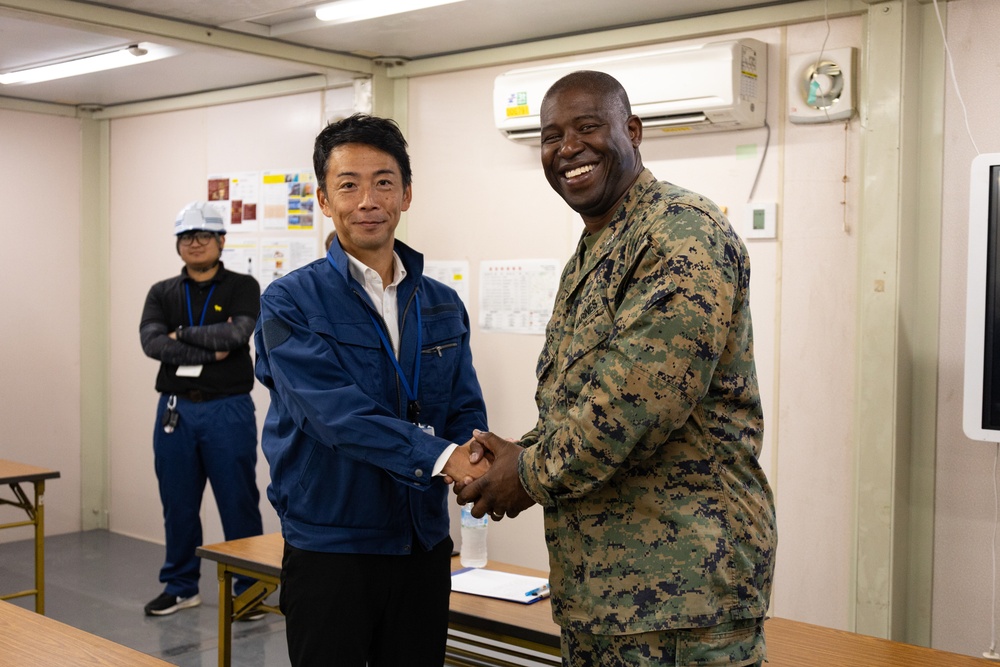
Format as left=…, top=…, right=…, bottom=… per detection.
left=317, top=142, right=412, bottom=265
left=539, top=75, right=643, bottom=232
left=177, top=232, right=225, bottom=274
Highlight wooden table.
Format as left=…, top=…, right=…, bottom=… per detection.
left=0, top=600, right=173, bottom=666
left=0, top=459, right=60, bottom=614
left=765, top=616, right=992, bottom=665
left=196, top=534, right=282, bottom=667
left=198, top=533, right=993, bottom=667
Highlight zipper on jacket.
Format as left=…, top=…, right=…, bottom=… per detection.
left=422, top=343, right=458, bottom=357
left=398, top=288, right=420, bottom=419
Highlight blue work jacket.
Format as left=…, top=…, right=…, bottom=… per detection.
left=254, top=236, right=487, bottom=554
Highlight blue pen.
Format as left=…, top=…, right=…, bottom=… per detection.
left=525, top=584, right=549, bottom=597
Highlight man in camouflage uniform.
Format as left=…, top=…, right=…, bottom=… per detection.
left=457, top=70, right=777, bottom=666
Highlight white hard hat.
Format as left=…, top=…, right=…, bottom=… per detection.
left=174, top=201, right=226, bottom=235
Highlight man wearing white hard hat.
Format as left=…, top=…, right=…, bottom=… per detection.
left=139, top=201, right=264, bottom=617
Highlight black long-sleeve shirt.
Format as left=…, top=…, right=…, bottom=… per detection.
left=140, top=262, right=260, bottom=396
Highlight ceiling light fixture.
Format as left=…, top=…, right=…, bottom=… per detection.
left=0, top=42, right=176, bottom=86
left=315, top=0, right=467, bottom=25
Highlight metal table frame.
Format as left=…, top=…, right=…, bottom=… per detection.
left=0, top=459, right=60, bottom=614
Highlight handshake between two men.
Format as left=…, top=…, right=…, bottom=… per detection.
left=442, top=430, right=535, bottom=522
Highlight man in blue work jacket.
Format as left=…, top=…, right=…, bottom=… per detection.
left=255, top=114, right=489, bottom=667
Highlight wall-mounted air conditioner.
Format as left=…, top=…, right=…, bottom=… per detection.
left=493, top=38, right=767, bottom=144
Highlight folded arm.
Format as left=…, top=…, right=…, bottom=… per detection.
left=140, top=320, right=223, bottom=365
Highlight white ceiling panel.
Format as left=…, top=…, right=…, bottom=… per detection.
left=0, top=0, right=802, bottom=109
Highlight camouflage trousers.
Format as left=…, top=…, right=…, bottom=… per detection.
left=560, top=617, right=766, bottom=666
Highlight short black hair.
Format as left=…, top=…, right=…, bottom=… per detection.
left=542, top=70, right=632, bottom=119
left=313, top=113, right=412, bottom=192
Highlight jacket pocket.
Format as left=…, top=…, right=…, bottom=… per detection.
left=561, top=283, right=613, bottom=373
left=308, top=316, right=385, bottom=397
left=294, top=442, right=398, bottom=529
left=419, top=307, right=468, bottom=402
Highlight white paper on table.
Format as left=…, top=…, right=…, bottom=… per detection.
left=451, top=567, right=549, bottom=604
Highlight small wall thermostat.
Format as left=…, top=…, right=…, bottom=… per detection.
left=744, top=202, right=777, bottom=239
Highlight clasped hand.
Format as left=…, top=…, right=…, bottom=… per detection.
left=447, top=429, right=534, bottom=522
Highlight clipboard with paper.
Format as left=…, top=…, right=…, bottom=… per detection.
left=451, top=567, right=550, bottom=604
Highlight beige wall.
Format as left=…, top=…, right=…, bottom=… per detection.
left=775, top=17, right=863, bottom=628
left=0, top=109, right=83, bottom=542
left=934, top=0, right=1000, bottom=655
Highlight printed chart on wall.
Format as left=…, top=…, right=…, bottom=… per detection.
left=258, top=237, right=321, bottom=290
left=208, top=171, right=260, bottom=233
left=220, top=236, right=259, bottom=280
left=261, top=170, right=316, bottom=231
left=221, top=236, right=320, bottom=290
left=478, top=259, right=560, bottom=335
left=424, top=260, right=471, bottom=308
left=210, top=169, right=323, bottom=291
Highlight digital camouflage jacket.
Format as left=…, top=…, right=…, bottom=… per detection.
left=517, top=169, right=777, bottom=634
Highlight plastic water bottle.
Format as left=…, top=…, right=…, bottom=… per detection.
left=460, top=503, right=488, bottom=568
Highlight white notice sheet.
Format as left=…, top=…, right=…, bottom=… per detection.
left=478, top=259, right=560, bottom=335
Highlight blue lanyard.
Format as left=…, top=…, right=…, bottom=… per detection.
left=367, top=292, right=422, bottom=421
left=184, top=282, right=216, bottom=327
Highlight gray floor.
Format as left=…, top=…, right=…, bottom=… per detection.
left=0, top=529, right=289, bottom=666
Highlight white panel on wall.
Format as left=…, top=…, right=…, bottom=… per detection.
left=935, top=0, right=1000, bottom=657
left=0, top=109, right=84, bottom=542
left=771, top=17, right=861, bottom=631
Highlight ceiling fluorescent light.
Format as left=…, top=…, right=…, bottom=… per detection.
left=0, top=42, right=177, bottom=86
left=315, top=0, right=467, bottom=24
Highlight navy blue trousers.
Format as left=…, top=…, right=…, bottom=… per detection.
left=152, top=393, right=263, bottom=597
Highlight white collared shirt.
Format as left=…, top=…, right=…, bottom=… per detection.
left=346, top=250, right=406, bottom=355
left=344, top=250, right=457, bottom=476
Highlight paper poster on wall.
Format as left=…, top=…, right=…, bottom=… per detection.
left=258, top=236, right=321, bottom=291
left=424, top=260, right=471, bottom=307
left=208, top=172, right=260, bottom=233
left=220, top=237, right=260, bottom=282
left=261, top=170, right=316, bottom=231
left=478, top=259, right=560, bottom=334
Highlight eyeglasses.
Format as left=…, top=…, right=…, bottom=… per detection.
left=178, top=231, right=218, bottom=246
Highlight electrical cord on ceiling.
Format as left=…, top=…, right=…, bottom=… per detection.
left=932, top=0, right=980, bottom=156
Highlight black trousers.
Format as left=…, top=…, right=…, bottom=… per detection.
left=280, top=537, right=453, bottom=667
